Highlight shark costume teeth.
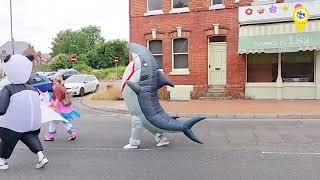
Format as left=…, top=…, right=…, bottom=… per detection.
left=121, top=43, right=206, bottom=144
left=0, top=54, right=48, bottom=169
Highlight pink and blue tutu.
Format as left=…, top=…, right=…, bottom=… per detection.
left=60, top=110, right=80, bottom=122
left=48, top=91, right=80, bottom=122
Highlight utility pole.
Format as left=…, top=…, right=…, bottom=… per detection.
left=10, top=0, right=14, bottom=54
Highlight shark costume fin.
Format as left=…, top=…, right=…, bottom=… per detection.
left=127, top=81, right=142, bottom=94
left=158, top=70, right=174, bottom=89
left=183, top=116, right=206, bottom=144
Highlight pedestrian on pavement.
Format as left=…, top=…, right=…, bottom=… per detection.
left=44, top=74, right=80, bottom=141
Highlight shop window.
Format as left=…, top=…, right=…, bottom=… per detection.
left=147, top=0, right=162, bottom=11
left=281, top=51, right=314, bottom=83
left=173, top=0, right=188, bottom=9
left=247, top=53, right=278, bottom=82
left=148, top=40, right=163, bottom=69
left=173, top=38, right=188, bottom=69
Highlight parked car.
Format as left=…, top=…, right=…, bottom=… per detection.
left=45, top=72, right=56, bottom=81
left=64, top=75, right=99, bottom=96
left=36, top=71, right=56, bottom=81
left=0, top=74, right=53, bottom=92
left=55, top=69, right=80, bottom=80
left=0, top=77, right=10, bottom=90
left=28, top=74, right=54, bottom=92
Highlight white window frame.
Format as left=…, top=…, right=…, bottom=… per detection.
left=144, top=0, right=164, bottom=16
left=170, top=0, right=190, bottom=14
left=147, top=40, right=163, bottom=71
left=209, top=0, right=225, bottom=10
left=170, top=38, right=190, bottom=75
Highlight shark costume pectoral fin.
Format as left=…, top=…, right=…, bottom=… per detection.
left=127, top=81, right=142, bottom=94
left=158, top=70, right=174, bottom=89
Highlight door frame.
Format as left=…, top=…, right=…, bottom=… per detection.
left=207, top=41, right=227, bottom=86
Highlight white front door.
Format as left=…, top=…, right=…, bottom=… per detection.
left=208, top=43, right=227, bottom=86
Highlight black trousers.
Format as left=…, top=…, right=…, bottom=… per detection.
left=0, top=127, right=43, bottom=159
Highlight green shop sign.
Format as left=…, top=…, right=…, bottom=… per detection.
left=239, top=32, right=320, bottom=53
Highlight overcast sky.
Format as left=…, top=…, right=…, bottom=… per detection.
left=0, top=0, right=129, bottom=53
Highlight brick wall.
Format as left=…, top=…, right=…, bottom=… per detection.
left=130, top=0, right=252, bottom=99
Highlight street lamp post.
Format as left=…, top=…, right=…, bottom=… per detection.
left=10, top=0, right=14, bottom=54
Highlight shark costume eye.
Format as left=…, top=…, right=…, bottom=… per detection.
left=143, top=62, right=148, bottom=67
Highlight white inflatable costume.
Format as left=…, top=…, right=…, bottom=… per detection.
left=0, top=54, right=48, bottom=169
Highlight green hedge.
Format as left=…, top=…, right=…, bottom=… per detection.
left=90, top=66, right=126, bottom=80
left=35, top=63, right=126, bottom=80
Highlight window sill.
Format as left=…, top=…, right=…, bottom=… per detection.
left=209, top=4, right=225, bottom=10
left=170, top=69, right=190, bottom=75
left=144, top=10, right=164, bottom=16
left=169, top=7, right=190, bottom=14
left=250, top=0, right=276, bottom=5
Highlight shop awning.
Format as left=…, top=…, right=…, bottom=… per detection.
left=238, top=20, right=320, bottom=54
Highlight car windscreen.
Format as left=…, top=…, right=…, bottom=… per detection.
left=65, top=76, right=85, bottom=83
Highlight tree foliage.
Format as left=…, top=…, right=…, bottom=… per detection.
left=50, top=25, right=128, bottom=69
left=47, top=53, right=72, bottom=71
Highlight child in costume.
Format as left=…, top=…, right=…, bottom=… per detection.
left=0, top=54, right=48, bottom=170
left=44, top=74, right=80, bottom=141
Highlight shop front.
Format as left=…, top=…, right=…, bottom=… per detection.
left=238, top=1, right=320, bottom=99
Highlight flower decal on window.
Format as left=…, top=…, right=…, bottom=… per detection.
left=269, top=6, right=277, bottom=13
left=282, top=5, right=289, bottom=13
left=245, top=8, right=253, bottom=15
left=257, top=7, right=265, bottom=14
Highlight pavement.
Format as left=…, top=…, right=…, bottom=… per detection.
left=81, top=96, right=320, bottom=119
left=2, top=98, right=320, bottom=179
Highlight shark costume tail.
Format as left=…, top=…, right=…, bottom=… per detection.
left=182, top=116, right=206, bottom=144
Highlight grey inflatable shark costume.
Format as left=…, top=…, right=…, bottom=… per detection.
left=0, top=54, right=48, bottom=169
left=121, top=43, right=206, bottom=148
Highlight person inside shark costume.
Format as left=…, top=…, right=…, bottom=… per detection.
left=0, top=54, right=49, bottom=170
left=121, top=43, right=206, bottom=149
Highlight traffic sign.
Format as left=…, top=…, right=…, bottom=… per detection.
left=114, top=57, right=119, bottom=64
left=71, top=54, right=77, bottom=64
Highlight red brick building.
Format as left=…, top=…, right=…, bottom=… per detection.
left=130, top=0, right=320, bottom=100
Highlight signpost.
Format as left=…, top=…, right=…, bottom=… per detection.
left=114, top=57, right=119, bottom=79
left=70, top=54, right=77, bottom=74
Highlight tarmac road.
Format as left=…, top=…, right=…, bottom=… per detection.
left=1, top=98, right=320, bottom=180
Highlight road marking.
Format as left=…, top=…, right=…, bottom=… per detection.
left=262, top=151, right=320, bottom=155
left=16, top=147, right=150, bottom=151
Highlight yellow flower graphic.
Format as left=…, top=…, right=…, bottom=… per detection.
left=282, top=5, right=289, bottom=13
